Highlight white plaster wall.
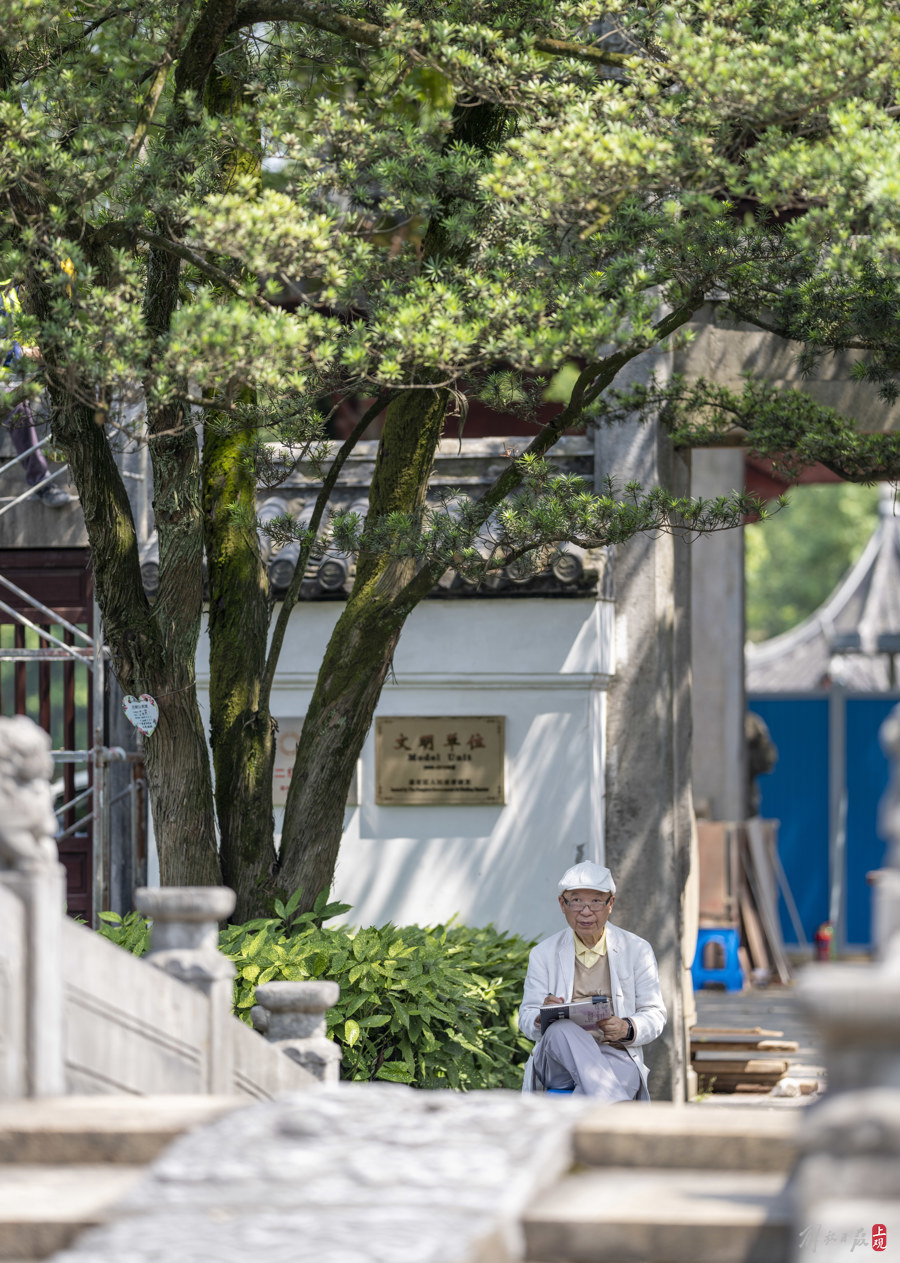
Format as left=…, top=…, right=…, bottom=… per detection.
left=191, top=596, right=613, bottom=941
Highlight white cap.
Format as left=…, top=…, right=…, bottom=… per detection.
left=557, top=862, right=616, bottom=896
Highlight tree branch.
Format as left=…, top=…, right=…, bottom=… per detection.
left=231, top=3, right=632, bottom=69
left=724, top=306, right=797, bottom=342
left=119, top=25, right=186, bottom=166
left=96, top=222, right=269, bottom=304
left=393, top=296, right=704, bottom=609
left=77, top=1, right=196, bottom=203
left=174, top=0, right=242, bottom=98
left=531, top=37, right=629, bottom=70
left=728, top=304, right=875, bottom=352
left=17, top=6, right=131, bottom=76
left=231, top=1, right=382, bottom=45
left=260, top=391, right=396, bottom=707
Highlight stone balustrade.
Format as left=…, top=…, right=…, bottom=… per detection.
left=137, top=885, right=237, bottom=957
left=134, top=885, right=241, bottom=1095
left=0, top=715, right=67, bottom=1097
left=0, top=712, right=339, bottom=1100
left=252, top=981, right=342, bottom=1083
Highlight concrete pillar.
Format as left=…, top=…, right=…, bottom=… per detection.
left=252, top=981, right=342, bottom=1082
left=135, top=885, right=237, bottom=1094
left=594, top=346, right=692, bottom=1102
left=690, top=449, right=747, bottom=822
left=791, top=703, right=900, bottom=1260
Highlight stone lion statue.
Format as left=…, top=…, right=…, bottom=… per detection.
left=0, top=715, right=58, bottom=870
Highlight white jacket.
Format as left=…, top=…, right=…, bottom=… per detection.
left=518, top=923, right=667, bottom=1099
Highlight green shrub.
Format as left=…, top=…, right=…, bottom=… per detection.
left=97, top=908, right=151, bottom=955
left=96, top=889, right=536, bottom=1090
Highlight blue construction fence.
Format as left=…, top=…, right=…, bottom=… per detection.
left=748, top=692, right=899, bottom=952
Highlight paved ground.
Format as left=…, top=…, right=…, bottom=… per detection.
left=692, top=981, right=827, bottom=1108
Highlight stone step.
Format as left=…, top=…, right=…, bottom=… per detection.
left=0, top=1096, right=240, bottom=1165
left=523, top=1167, right=792, bottom=1263
left=571, top=1102, right=799, bottom=1172
left=0, top=1165, right=144, bottom=1260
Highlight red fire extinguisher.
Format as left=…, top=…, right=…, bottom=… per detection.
left=814, top=922, right=834, bottom=961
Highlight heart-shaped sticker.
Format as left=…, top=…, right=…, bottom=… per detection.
left=122, top=693, right=159, bottom=736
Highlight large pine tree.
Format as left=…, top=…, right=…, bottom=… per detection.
left=4, top=1, right=900, bottom=916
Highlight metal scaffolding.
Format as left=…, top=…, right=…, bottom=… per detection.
left=0, top=497, right=146, bottom=925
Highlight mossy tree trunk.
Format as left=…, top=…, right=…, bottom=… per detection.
left=201, top=53, right=278, bottom=921
left=277, top=388, right=448, bottom=905
left=51, top=383, right=221, bottom=888
left=202, top=417, right=278, bottom=920
left=109, top=0, right=237, bottom=888
left=143, top=413, right=222, bottom=886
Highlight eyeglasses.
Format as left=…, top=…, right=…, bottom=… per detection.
left=562, top=895, right=612, bottom=910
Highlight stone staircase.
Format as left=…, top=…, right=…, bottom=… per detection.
left=0, top=1096, right=240, bottom=1262
left=522, top=1102, right=799, bottom=1263
left=0, top=1093, right=803, bottom=1263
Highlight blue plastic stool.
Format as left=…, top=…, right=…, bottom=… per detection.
left=691, top=927, right=744, bottom=992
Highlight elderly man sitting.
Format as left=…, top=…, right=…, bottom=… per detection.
left=519, top=862, right=666, bottom=1100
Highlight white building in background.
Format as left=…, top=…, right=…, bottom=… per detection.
left=195, top=592, right=614, bottom=942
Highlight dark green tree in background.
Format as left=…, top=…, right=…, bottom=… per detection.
left=746, top=484, right=881, bottom=643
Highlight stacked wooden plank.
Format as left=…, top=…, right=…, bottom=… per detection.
left=696, top=819, right=802, bottom=988
left=691, top=1026, right=799, bottom=1094
left=741, top=819, right=794, bottom=985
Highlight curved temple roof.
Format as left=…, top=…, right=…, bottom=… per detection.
left=746, top=485, right=900, bottom=693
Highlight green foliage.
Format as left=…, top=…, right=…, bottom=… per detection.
left=605, top=374, right=900, bottom=484
left=97, top=909, right=152, bottom=955
left=321, top=458, right=767, bottom=584
left=9, top=1, right=900, bottom=442
left=223, top=910, right=535, bottom=1090
left=95, top=892, right=535, bottom=1089
left=745, top=483, right=881, bottom=643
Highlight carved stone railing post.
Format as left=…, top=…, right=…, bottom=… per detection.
left=134, top=886, right=237, bottom=1094
left=252, top=981, right=342, bottom=1082
left=0, top=716, right=67, bottom=1098
left=791, top=704, right=900, bottom=1260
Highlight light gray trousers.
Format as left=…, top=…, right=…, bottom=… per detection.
left=533, top=1019, right=642, bottom=1100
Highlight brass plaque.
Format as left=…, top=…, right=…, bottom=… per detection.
left=273, top=717, right=358, bottom=807
left=375, top=716, right=505, bottom=805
